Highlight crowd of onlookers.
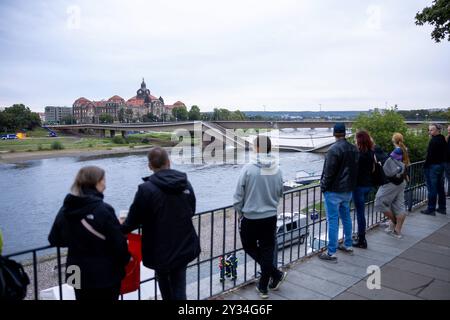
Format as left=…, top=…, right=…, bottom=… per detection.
left=2, top=122, right=449, bottom=300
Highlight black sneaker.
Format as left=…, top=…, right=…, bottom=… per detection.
left=352, top=237, right=368, bottom=249
left=421, top=209, right=436, bottom=216
left=256, top=283, right=269, bottom=299
left=437, top=208, right=447, bottom=215
left=318, top=252, right=337, bottom=263
left=269, top=271, right=287, bottom=291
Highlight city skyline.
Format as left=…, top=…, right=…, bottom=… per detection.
left=0, top=0, right=449, bottom=112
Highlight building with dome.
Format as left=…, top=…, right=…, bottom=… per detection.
left=72, top=79, right=185, bottom=124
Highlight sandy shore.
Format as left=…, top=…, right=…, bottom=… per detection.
left=0, top=146, right=159, bottom=164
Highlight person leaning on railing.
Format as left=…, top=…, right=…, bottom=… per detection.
left=48, top=166, right=131, bottom=301
left=374, top=133, right=411, bottom=239
left=446, top=124, right=450, bottom=198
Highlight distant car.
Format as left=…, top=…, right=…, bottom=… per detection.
left=1, top=134, right=17, bottom=140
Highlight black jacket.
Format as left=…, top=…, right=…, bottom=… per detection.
left=321, top=139, right=359, bottom=193
left=424, top=134, right=447, bottom=168
left=356, top=149, right=374, bottom=187
left=447, top=137, right=450, bottom=162
left=121, top=169, right=200, bottom=272
left=48, top=189, right=130, bottom=289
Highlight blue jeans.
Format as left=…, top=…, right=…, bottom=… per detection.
left=324, top=192, right=353, bottom=255
left=424, top=164, right=446, bottom=211
left=352, top=186, right=372, bottom=236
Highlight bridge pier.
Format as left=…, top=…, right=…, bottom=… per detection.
left=99, top=129, right=105, bottom=138
left=121, top=131, right=127, bottom=138
left=110, top=130, right=115, bottom=138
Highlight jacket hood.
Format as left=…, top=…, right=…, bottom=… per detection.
left=251, top=153, right=279, bottom=169
left=62, top=189, right=104, bottom=220
left=146, top=169, right=188, bottom=194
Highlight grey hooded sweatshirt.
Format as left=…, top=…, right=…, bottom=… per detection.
left=233, top=153, right=284, bottom=220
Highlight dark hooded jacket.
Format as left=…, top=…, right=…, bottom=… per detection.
left=48, top=189, right=130, bottom=289
left=121, top=169, right=200, bottom=272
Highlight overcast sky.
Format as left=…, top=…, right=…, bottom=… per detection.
left=0, top=0, right=449, bottom=112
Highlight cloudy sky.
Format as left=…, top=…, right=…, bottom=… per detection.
left=0, top=0, right=449, bottom=112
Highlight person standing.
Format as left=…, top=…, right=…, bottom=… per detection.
left=421, top=124, right=447, bottom=215
left=121, top=147, right=200, bottom=300
left=48, top=166, right=130, bottom=301
left=445, top=125, right=450, bottom=198
left=319, top=123, right=359, bottom=263
left=374, top=133, right=411, bottom=238
left=233, top=135, right=287, bottom=299
left=352, top=130, right=375, bottom=249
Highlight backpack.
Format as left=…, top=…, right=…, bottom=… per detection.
left=0, top=255, right=30, bottom=300
left=383, top=157, right=405, bottom=178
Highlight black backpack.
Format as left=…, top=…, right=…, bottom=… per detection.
left=0, top=255, right=30, bottom=300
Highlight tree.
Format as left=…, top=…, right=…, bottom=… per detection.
left=142, top=113, right=158, bottom=122
left=118, top=108, right=125, bottom=123
left=125, top=109, right=134, bottom=123
left=61, top=115, right=75, bottom=125
left=99, top=114, right=114, bottom=124
left=188, top=105, right=201, bottom=120
left=352, top=109, right=428, bottom=162
left=415, top=0, right=450, bottom=43
left=0, top=104, right=41, bottom=131
left=172, top=105, right=188, bottom=121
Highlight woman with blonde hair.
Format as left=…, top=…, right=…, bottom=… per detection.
left=374, top=133, right=410, bottom=239
left=48, top=166, right=130, bottom=300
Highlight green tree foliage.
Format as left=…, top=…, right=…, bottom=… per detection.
left=172, top=105, right=189, bottom=121
left=118, top=108, right=125, bottom=123
left=188, top=105, right=201, bottom=120
left=352, top=109, right=428, bottom=162
left=212, top=108, right=246, bottom=121
left=0, top=104, right=41, bottom=132
left=142, top=113, right=158, bottom=122
left=125, top=109, right=134, bottom=123
left=415, top=0, right=450, bottom=43
left=61, top=115, right=75, bottom=125
left=99, top=114, right=114, bottom=124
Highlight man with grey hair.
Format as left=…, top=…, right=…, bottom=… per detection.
left=121, top=147, right=200, bottom=300
left=421, top=124, right=447, bottom=215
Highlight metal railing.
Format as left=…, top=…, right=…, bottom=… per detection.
left=4, top=161, right=427, bottom=300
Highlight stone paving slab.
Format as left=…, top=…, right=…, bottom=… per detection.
left=284, top=269, right=347, bottom=298
left=378, top=265, right=434, bottom=296
left=385, top=258, right=450, bottom=282
left=417, top=279, right=450, bottom=300
left=333, top=292, right=368, bottom=300
left=347, top=279, right=423, bottom=300
left=399, top=248, right=450, bottom=270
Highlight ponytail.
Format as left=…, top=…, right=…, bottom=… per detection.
left=392, top=133, right=410, bottom=166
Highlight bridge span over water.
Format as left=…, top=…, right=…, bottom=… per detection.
left=48, top=120, right=427, bottom=153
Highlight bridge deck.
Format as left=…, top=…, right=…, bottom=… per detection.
left=214, top=201, right=450, bottom=300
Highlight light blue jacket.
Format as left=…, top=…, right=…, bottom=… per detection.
left=233, top=153, right=284, bottom=220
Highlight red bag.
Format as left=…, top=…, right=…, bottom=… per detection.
left=120, top=233, right=142, bottom=295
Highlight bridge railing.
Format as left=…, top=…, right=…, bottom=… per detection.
left=4, top=161, right=427, bottom=300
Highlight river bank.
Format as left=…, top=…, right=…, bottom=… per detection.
left=0, top=146, right=158, bottom=164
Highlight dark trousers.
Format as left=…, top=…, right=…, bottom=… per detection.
left=445, top=163, right=450, bottom=195
left=155, top=265, right=187, bottom=300
left=239, top=216, right=280, bottom=290
left=352, top=186, right=372, bottom=237
left=74, top=284, right=120, bottom=301
left=425, top=164, right=446, bottom=211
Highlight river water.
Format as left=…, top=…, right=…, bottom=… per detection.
left=0, top=129, right=331, bottom=255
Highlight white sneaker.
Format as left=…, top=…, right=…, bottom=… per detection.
left=384, top=222, right=395, bottom=233
left=389, top=231, right=403, bottom=239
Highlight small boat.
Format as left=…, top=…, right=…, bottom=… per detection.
left=283, top=180, right=303, bottom=191
left=294, top=170, right=322, bottom=185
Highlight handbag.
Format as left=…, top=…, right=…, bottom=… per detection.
left=372, top=154, right=386, bottom=186
left=120, top=233, right=142, bottom=295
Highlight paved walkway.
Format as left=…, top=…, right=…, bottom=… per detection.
left=216, top=202, right=450, bottom=300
